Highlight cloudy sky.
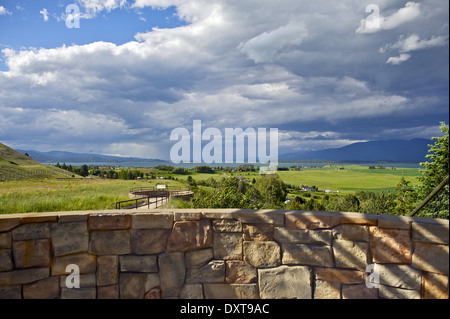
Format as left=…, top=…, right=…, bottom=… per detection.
left=0, top=0, right=448, bottom=161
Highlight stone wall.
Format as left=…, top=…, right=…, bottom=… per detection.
left=0, top=209, right=448, bottom=299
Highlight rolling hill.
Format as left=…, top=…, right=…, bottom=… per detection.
left=281, top=139, right=430, bottom=163
left=0, top=142, right=76, bottom=181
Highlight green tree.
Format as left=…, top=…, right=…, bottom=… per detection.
left=393, top=177, right=417, bottom=215
left=417, top=122, right=449, bottom=219
left=254, top=174, right=287, bottom=208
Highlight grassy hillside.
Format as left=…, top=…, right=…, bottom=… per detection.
left=0, top=142, right=75, bottom=181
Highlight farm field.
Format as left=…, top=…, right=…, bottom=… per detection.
left=0, top=164, right=423, bottom=214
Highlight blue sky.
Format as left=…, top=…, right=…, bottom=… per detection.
left=0, top=0, right=448, bottom=160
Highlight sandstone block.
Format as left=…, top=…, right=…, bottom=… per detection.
left=52, top=253, right=96, bottom=275
left=332, top=224, right=369, bottom=242
left=186, top=260, right=225, bottom=283
left=314, top=280, right=341, bottom=299
left=341, top=284, right=378, bottom=299
left=233, top=210, right=284, bottom=226
left=145, top=273, right=161, bottom=292
left=144, top=287, right=162, bottom=299
left=180, top=284, right=203, bottom=299
left=243, top=223, right=273, bottom=241
left=286, top=213, right=340, bottom=230
left=225, top=260, right=257, bottom=284
left=89, top=230, right=131, bottom=255
left=97, top=284, right=119, bottom=299
left=314, top=267, right=366, bottom=284
left=51, top=221, right=89, bottom=256
left=131, top=229, right=170, bottom=255
left=204, top=283, right=259, bottom=299
left=0, top=218, right=20, bottom=232
left=214, top=232, right=242, bottom=260
left=23, top=276, right=60, bottom=299
left=378, top=285, right=420, bottom=299
left=13, top=239, right=51, bottom=268
left=131, top=213, right=174, bottom=229
left=97, top=255, right=118, bottom=286
left=377, top=264, right=421, bottom=290
left=0, top=268, right=50, bottom=285
left=0, top=232, right=11, bottom=248
left=174, top=211, right=202, bottom=221
left=333, top=239, right=369, bottom=270
left=282, top=243, right=333, bottom=267
left=0, top=249, right=13, bottom=271
left=412, top=222, right=449, bottom=244
left=119, top=255, right=158, bottom=273
left=412, top=243, right=449, bottom=275
left=213, top=219, right=242, bottom=232
left=274, top=228, right=331, bottom=244
left=119, top=273, right=147, bottom=299
left=158, top=252, right=185, bottom=298
left=243, top=241, right=281, bottom=268
left=186, top=248, right=214, bottom=269
left=88, top=214, right=131, bottom=230
left=167, top=220, right=212, bottom=252
left=0, top=286, right=22, bottom=299
left=61, top=287, right=96, bottom=299
left=369, top=227, right=412, bottom=264
left=12, top=223, right=50, bottom=240
left=422, top=272, right=449, bottom=299
left=259, top=265, right=311, bottom=299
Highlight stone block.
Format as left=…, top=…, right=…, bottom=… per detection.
left=89, top=230, right=131, bottom=255
left=52, top=253, right=96, bottom=275
left=213, top=232, right=242, bottom=260
left=377, top=264, right=421, bottom=290
left=88, top=214, right=131, bottom=230
left=282, top=243, right=333, bottom=267
left=274, top=228, right=332, bottom=244
left=225, top=260, right=257, bottom=284
left=0, top=249, right=13, bottom=272
left=412, top=243, right=449, bottom=275
left=285, top=212, right=340, bottom=230
left=119, top=255, right=158, bottom=273
left=314, top=280, right=341, bottom=299
left=145, top=273, right=161, bottom=291
left=243, top=223, right=273, bottom=241
left=369, top=227, right=412, bottom=264
left=158, top=252, right=185, bottom=298
left=60, top=273, right=96, bottom=288
left=378, top=285, right=420, bottom=299
left=97, top=255, right=118, bottom=286
left=0, top=218, right=20, bottom=232
left=131, top=213, right=174, bottom=229
left=180, top=284, right=203, bottom=299
left=23, top=276, right=60, bottom=299
left=61, top=287, right=96, bottom=299
left=13, top=239, right=51, bottom=268
left=166, top=220, right=212, bottom=252
left=314, top=267, right=366, bottom=284
left=422, top=272, right=449, bottom=299
left=204, top=284, right=259, bottom=299
left=131, top=229, right=170, bottom=255
left=119, top=273, right=147, bottom=299
left=259, top=265, right=311, bottom=299
left=0, top=268, right=50, bottom=286
left=341, top=284, right=378, bottom=299
left=186, top=248, right=214, bottom=269
left=243, top=241, right=281, bottom=268
left=12, top=223, right=50, bottom=240
left=333, top=239, right=369, bottom=270
left=144, top=287, right=162, bottom=299
left=97, top=284, right=119, bottom=299
left=51, top=221, right=89, bottom=256
left=332, top=224, right=369, bottom=242
left=0, top=232, right=11, bottom=249
left=233, top=210, right=284, bottom=226
left=186, top=260, right=225, bottom=283
left=213, top=219, right=242, bottom=232
left=0, top=286, right=22, bottom=299
left=174, top=212, right=202, bottom=221
left=412, top=222, right=449, bottom=244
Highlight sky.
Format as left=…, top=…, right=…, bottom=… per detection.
left=0, top=0, right=448, bottom=161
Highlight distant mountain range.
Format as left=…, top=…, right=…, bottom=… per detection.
left=281, top=138, right=431, bottom=162
left=17, top=149, right=165, bottom=164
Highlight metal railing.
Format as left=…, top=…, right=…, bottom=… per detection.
left=409, top=175, right=449, bottom=217
left=115, top=196, right=168, bottom=210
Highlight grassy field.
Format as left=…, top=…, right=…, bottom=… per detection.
left=0, top=164, right=423, bottom=214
